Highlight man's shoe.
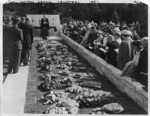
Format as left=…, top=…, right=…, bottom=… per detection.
left=7, top=70, right=12, bottom=73
left=13, top=71, right=18, bottom=74
left=24, top=63, right=28, bottom=66
left=23, top=61, right=28, bottom=66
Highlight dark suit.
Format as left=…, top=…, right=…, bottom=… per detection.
left=41, top=17, right=49, bottom=39
left=18, top=22, right=33, bottom=65
left=136, top=49, right=148, bottom=87
left=106, top=41, right=119, bottom=67
left=3, top=24, right=12, bottom=60
left=8, top=26, right=23, bottom=73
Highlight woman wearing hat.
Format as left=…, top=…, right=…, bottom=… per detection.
left=113, top=29, right=122, bottom=47
left=116, top=30, right=134, bottom=70
left=93, top=30, right=103, bottom=55
left=106, top=30, right=122, bottom=67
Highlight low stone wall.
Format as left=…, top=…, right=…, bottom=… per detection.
left=59, top=33, right=148, bottom=112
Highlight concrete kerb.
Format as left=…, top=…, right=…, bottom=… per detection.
left=24, top=39, right=38, bottom=113
left=59, top=33, right=148, bottom=112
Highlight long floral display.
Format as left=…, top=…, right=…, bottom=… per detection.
left=36, top=40, right=124, bottom=114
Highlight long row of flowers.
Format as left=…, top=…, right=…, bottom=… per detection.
left=36, top=40, right=124, bottom=114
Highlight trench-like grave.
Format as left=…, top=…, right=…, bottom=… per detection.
left=24, top=38, right=146, bottom=114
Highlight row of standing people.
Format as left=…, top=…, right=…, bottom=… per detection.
left=62, top=20, right=148, bottom=90
left=3, top=16, right=33, bottom=74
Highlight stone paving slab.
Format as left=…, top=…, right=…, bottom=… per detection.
left=2, top=65, right=29, bottom=114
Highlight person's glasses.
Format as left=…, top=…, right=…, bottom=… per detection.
left=122, top=35, right=129, bottom=37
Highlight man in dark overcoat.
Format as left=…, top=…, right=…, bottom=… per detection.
left=3, top=16, right=12, bottom=62
left=7, top=18, right=23, bottom=73
left=19, top=17, right=33, bottom=66
left=18, top=17, right=26, bottom=29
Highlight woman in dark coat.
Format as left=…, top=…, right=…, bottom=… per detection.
left=136, top=37, right=148, bottom=89
left=105, top=35, right=119, bottom=67
left=106, top=31, right=122, bottom=67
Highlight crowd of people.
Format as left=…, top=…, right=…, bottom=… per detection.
left=3, top=16, right=148, bottom=90
left=3, top=16, right=33, bottom=74
left=61, top=20, right=148, bottom=89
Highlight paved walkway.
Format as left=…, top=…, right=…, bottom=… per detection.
left=2, top=65, right=29, bottom=114
left=2, top=36, right=62, bottom=115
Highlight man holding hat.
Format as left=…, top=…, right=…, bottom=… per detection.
left=116, top=30, right=134, bottom=70
left=7, top=17, right=23, bottom=73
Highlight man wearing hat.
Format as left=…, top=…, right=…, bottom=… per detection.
left=120, top=21, right=128, bottom=31
left=127, top=24, right=134, bottom=31
left=116, top=30, right=134, bottom=70
left=7, top=17, right=23, bottom=73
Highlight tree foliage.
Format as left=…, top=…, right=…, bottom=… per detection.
left=3, top=2, right=148, bottom=36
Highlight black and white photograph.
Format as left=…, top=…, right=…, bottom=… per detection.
left=1, top=0, right=149, bottom=115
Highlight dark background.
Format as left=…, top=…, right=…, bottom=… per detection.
left=3, top=2, right=148, bottom=37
